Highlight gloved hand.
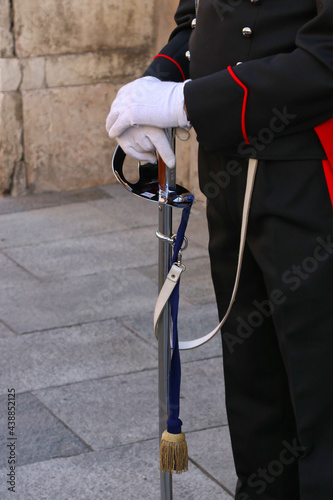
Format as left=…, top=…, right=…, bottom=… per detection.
left=117, top=125, right=175, bottom=168
left=106, top=76, right=191, bottom=139
left=117, top=125, right=191, bottom=168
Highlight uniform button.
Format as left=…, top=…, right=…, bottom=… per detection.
left=236, top=61, right=243, bottom=65
left=185, top=50, right=191, bottom=61
left=251, top=0, right=262, bottom=4
left=242, top=27, right=253, bottom=38
left=191, top=18, right=196, bottom=28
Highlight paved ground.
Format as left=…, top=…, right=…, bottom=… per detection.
left=0, top=183, right=237, bottom=499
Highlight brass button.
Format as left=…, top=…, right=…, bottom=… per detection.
left=242, top=27, right=253, bottom=38
left=185, top=50, right=191, bottom=61
left=191, top=18, right=197, bottom=28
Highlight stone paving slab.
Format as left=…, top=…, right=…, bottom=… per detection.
left=0, top=202, right=127, bottom=249
left=90, top=195, right=160, bottom=229
left=0, top=440, right=233, bottom=500
left=3, top=227, right=206, bottom=280
left=0, top=319, right=157, bottom=395
left=90, top=194, right=210, bottom=250
left=0, top=184, right=236, bottom=499
left=0, top=321, right=14, bottom=339
left=99, top=182, right=131, bottom=198
left=0, top=187, right=110, bottom=215
left=3, top=227, right=159, bottom=279
left=0, top=252, right=39, bottom=289
left=181, top=358, right=226, bottom=430
left=0, top=268, right=158, bottom=334
left=187, top=427, right=237, bottom=495
left=0, top=392, right=90, bottom=470
left=121, top=302, right=222, bottom=363
left=33, top=358, right=226, bottom=451
left=176, top=257, right=216, bottom=305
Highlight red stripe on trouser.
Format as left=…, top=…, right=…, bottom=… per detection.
left=314, top=117, right=333, bottom=209
left=322, top=159, right=333, bottom=208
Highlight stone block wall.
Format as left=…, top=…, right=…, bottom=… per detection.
left=0, top=0, right=199, bottom=197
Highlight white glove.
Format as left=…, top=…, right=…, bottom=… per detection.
left=117, top=126, right=191, bottom=169
left=117, top=125, right=175, bottom=168
left=106, top=76, right=191, bottom=139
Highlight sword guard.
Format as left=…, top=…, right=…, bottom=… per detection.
left=112, top=146, right=194, bottom=208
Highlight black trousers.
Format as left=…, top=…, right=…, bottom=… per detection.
left=198, top=150, right=333, bottom=500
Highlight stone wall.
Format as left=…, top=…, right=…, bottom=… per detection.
left=0, top=0, right=199, bottom=198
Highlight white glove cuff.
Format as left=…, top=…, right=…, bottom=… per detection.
left=175, top=80, right=192, bottom=129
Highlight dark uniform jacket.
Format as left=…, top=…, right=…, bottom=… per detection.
left=145, top=0, right=333, bottom=162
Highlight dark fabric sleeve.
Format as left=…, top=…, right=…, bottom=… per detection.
left=184, top=0, right=333, bottom=153
left=143, top=0, right=195, bottom=82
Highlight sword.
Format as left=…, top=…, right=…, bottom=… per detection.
left=112, top=131, right=193, bottom=500
left=157, top=129, right=174, bottom=500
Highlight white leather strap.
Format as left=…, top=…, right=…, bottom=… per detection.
left=154, top=158, right=258, bottom=350
left=154, top=262, right=184, bottom=331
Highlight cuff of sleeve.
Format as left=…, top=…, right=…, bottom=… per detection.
left=176, top=81, right=192, bottom=129
left=143, top=30, right=191, bottom=82
left=184, top=69, right=248, bottom=152
left=144, top=56, right=186, bottom=82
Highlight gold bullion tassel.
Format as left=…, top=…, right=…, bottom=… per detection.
left=159, top=430, right=188, bottom=474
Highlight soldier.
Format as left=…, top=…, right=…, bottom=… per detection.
left=106, top=1, right=333, bottom=498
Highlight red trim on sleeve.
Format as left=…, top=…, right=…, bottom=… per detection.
left=154, top=54, right=186, bottom=82
left=315, top=118, right=333, bottom=209
left=227, top=66, right=250, bottom=145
